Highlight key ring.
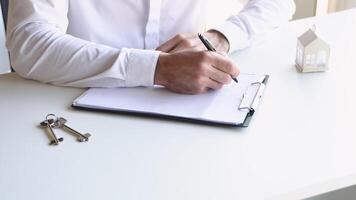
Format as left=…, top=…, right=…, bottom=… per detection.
left=45, top=114, right=58, bottom=126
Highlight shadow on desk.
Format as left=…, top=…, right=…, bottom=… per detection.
left=307, top=185, right=356, bottom=200
left=72, top=105, right=250, bottom=130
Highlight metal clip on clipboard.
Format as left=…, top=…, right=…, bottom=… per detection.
left=238, top=82, right=266, bottom=115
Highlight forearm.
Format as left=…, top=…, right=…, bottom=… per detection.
left=7, top=23, right=159, bottom=88
left=7, top=0, right=160, bottom=88
left=214, top=0, right=296, bottom=52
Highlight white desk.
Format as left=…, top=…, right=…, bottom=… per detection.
left=1, top=9, right=356, bottom=200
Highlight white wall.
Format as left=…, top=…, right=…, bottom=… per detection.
left=329, top=0, right=356, bottom=12
left=293, top=0, right=317, bottom=19
left=293, top=0, right=356, bottom=20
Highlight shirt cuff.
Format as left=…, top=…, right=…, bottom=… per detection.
left=213, top=21, right=250, bottom=53
left=122, top=48, right=160, bottom=87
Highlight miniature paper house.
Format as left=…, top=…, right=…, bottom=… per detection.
left=296, top=28, right=330, bottom=73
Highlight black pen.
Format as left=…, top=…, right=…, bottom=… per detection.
left=198, top=33, right=238, bottom=83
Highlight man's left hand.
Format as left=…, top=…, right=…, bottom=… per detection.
left=156, top=30, right=230, bottom=54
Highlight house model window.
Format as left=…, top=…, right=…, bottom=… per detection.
left=295, top=28, right=330, bottom=73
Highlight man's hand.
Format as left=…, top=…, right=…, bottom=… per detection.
left=154, top=51, right=240, bottom=94
left=156, top=30, right=230, bottom=54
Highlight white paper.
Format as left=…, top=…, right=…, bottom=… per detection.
left=73, top=74, right=267, bottom=125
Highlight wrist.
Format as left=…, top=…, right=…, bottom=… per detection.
left=206, top=30, right=230, bottom=53
left=154, top=52, right=170, bottom=86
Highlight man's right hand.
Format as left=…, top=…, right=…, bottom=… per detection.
left=154, top=51, right=240, bottom=94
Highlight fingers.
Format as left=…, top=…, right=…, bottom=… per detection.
left=156, top=34, right=185, bottom=52
left=192, top=78, right=222, bottom=94
left=205, top=52, right=240, bottom=77
left=157, top=33, right=206, bottom=53
left=206, top=78, right=223, bottom=90
left=155, top=50, right=239, bottom=95
left=192, top=51, right=239, bottom=88
left=206, top=64, right=232, bottom=85
left=170, top=37, right=202, bottom=52
left=156, top=34, right=192, bottom=52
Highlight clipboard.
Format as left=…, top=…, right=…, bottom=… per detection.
left=238, top=78, right=268, bottom=127
left=72, top=74, right=269, bottom=127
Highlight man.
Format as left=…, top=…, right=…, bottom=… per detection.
left=6, top=0, right=295, bottom=94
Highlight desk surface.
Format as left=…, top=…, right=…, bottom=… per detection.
left=1, top=10, right=356, bottom=200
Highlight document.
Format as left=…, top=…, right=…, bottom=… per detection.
left=72, top=74, right=268, bottom=126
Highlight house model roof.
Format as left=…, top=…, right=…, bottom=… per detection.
left=298, top=29, right=318, bottom=47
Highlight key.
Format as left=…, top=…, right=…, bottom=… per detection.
left=40, top=118, right=64, bottom=145
left=54, top=117, right=91, bottom=142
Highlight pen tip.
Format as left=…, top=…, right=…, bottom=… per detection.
left=233, top=77, right=239, bottom=83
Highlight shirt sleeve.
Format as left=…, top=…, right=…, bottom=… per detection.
left=6, top=0, right=160, bottom=88
left=213, top=0, right=296, bottom=53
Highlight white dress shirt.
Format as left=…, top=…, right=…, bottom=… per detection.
left=6, top=0, right=295, bottom=88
